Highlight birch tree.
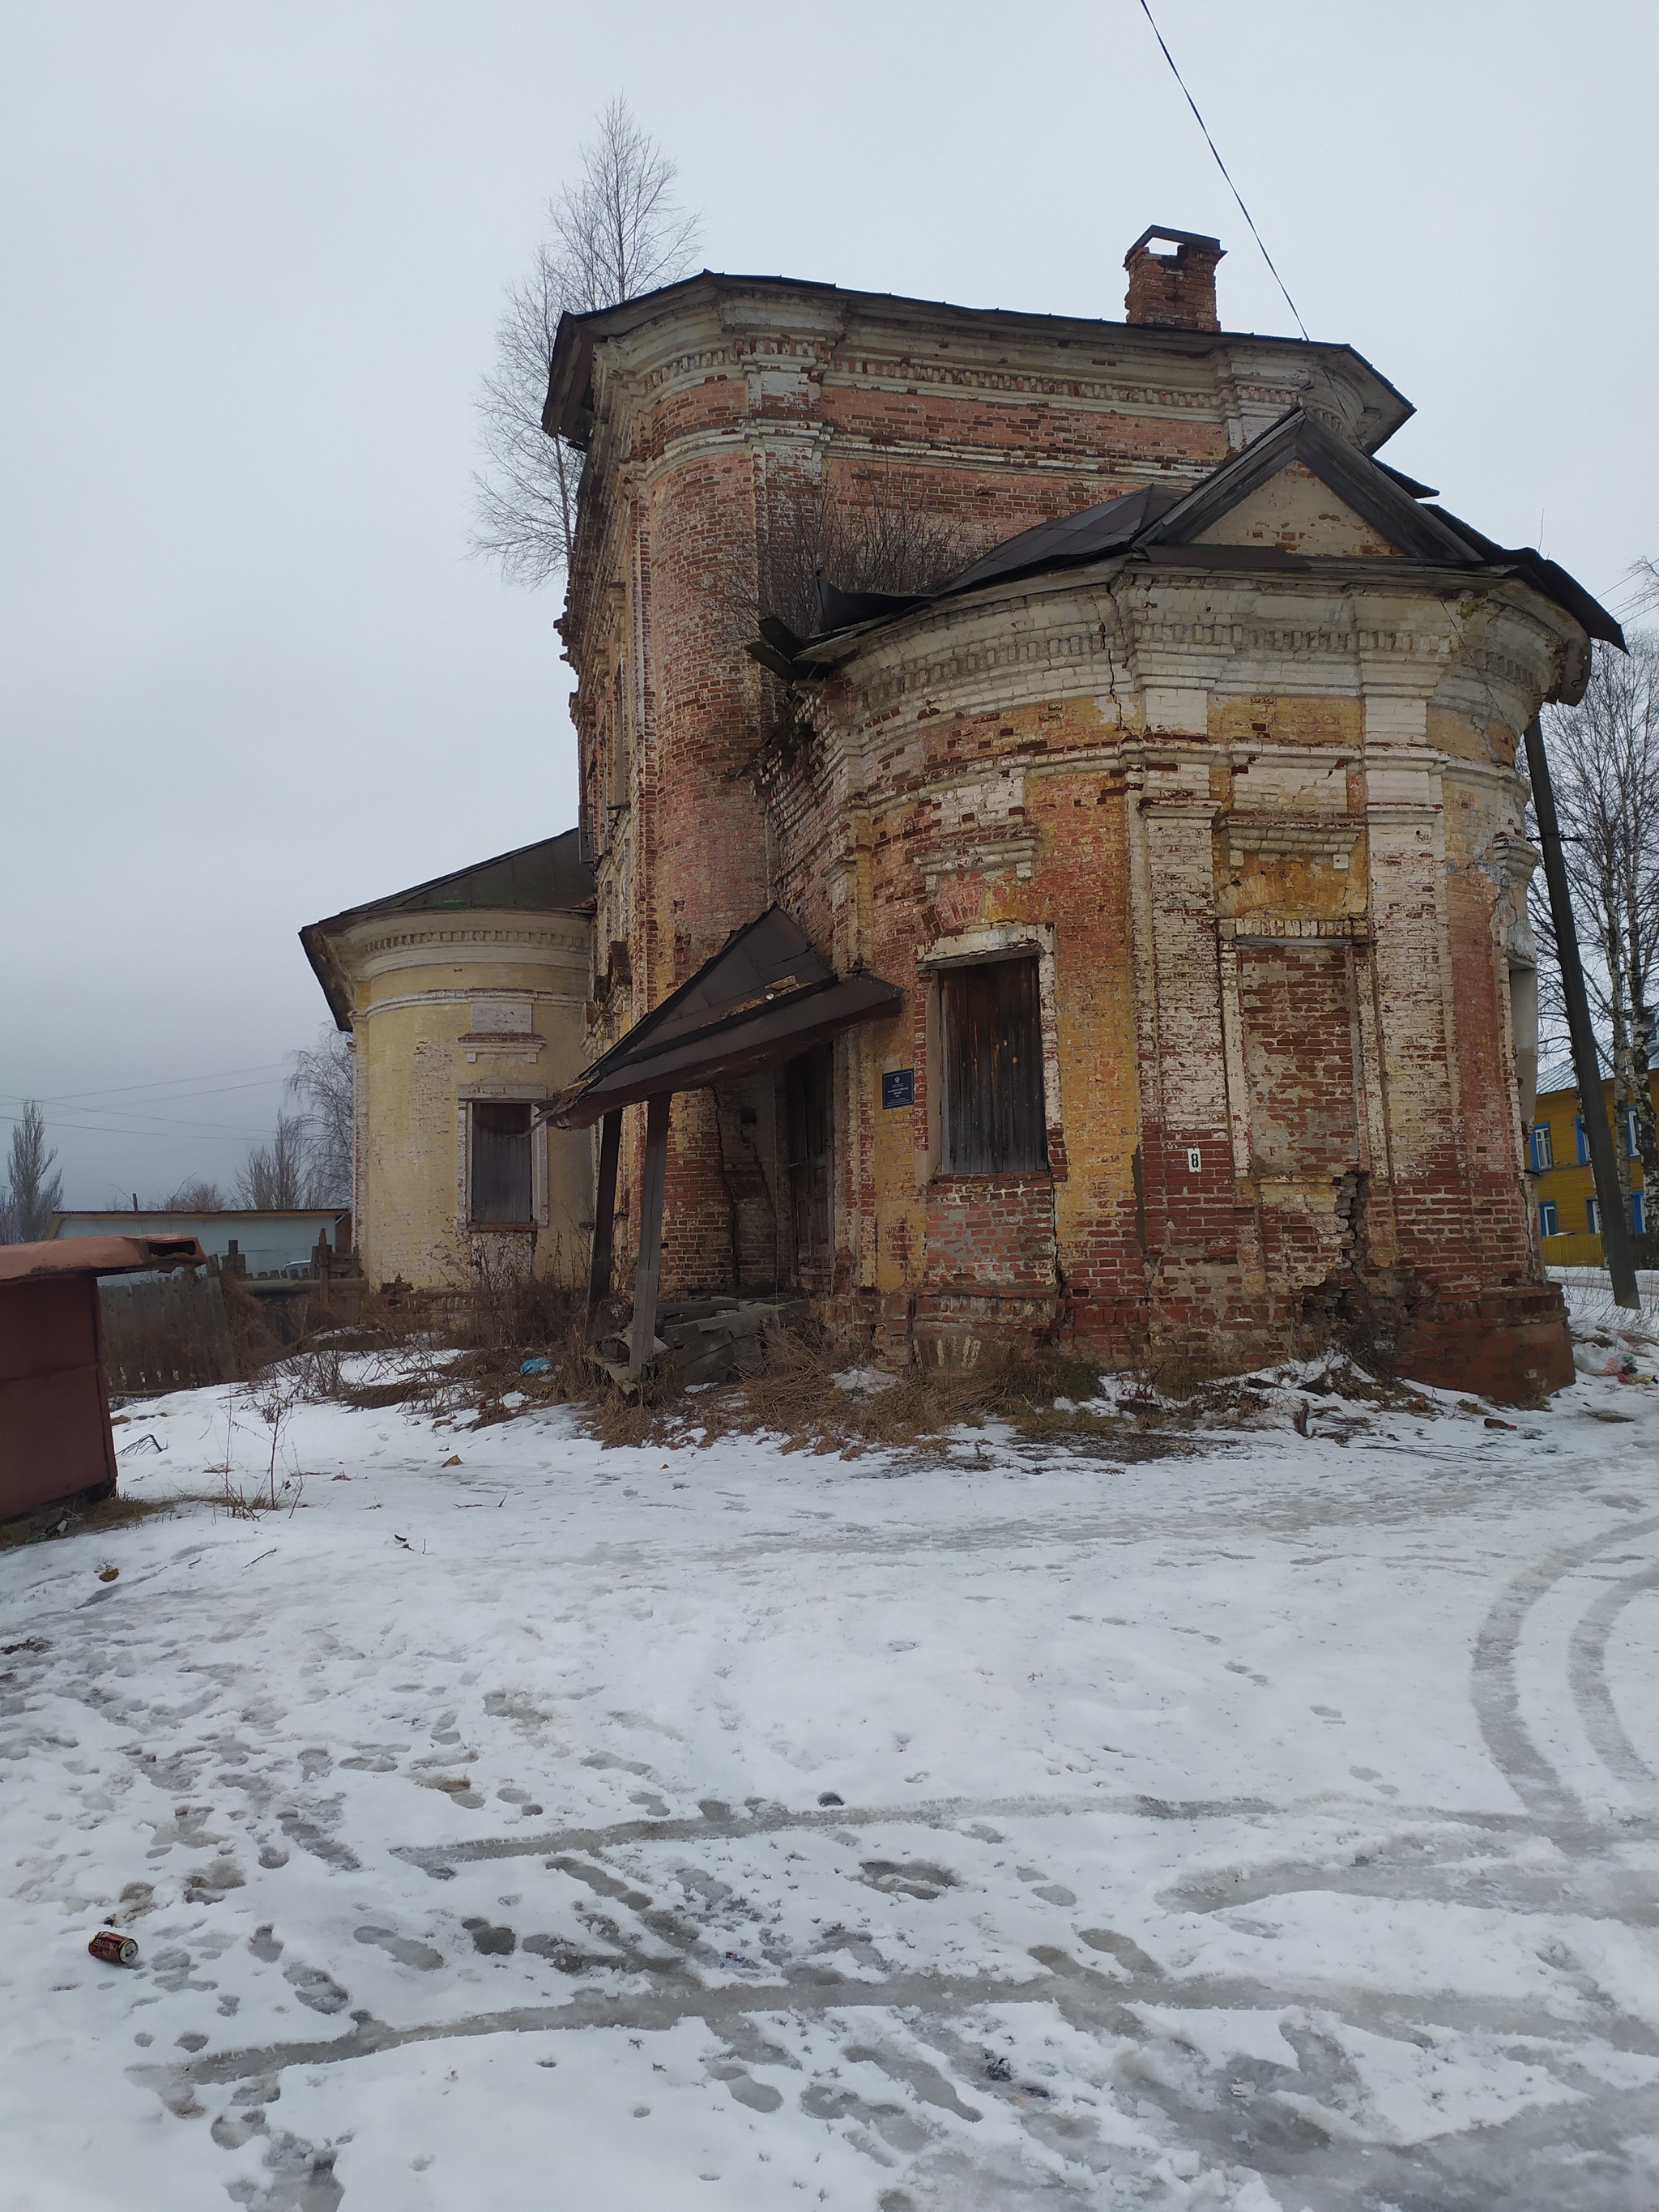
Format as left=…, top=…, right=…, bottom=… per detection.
left=1531, top=633, right=1659, bottom=1258
left=472, top=97, right=701, bottom=587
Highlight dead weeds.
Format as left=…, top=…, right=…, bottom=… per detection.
left=267, top=1291, right=1442, bottom=1467
left=569, top=1330, right=1449, bottom=1464
left=0, top=1489, right=181, bottom=1552
left=578, top=1330, right=1209, bottom=1463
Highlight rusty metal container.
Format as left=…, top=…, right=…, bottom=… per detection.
left=0, top=1235, right=207, bottom=1522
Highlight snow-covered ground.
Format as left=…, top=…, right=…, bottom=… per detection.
left=5, top=1319, right=1659, bottom=2211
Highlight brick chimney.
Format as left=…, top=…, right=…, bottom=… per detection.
left=1124, top=226, right=1225, bottom=332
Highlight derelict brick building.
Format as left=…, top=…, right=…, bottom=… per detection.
left=544, top=229, right=1618, bottom=1398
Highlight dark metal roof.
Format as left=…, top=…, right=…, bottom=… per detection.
left=785, top=408, right=1623, bottom=668
left=546, top=907, right=902, bottom=1129
left=301, top=828, right=593, bottom=1031
left=936, top=484, right=1183, bottom=598
left=331, top=827, right=592, bottom=920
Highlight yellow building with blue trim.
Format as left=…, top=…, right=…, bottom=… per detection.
left=1529, top=1065, right=1653, bottom=1265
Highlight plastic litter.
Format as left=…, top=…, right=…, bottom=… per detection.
left=1601, top=1353, right=1654, bottom=1384
left=519, top=1356, right=552, bottom=1376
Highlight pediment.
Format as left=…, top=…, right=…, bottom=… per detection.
left=1191, top=459, right=1401, bottom=558
left=1144, top=408, right=1478, bottom=567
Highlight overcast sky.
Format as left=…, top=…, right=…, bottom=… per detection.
left=3, top=0, right=1655, bottom=1207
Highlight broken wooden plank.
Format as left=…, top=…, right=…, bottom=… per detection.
left=586, top=1109, right=621, bottom=1318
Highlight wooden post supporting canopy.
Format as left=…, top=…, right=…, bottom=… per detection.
left=629, top=1091, right=672, bottom=1376
left=586, top=1109, right=621, bottom=1318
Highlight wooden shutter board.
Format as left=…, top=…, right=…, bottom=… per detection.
left=942, top=960, right=1047, bottom=1175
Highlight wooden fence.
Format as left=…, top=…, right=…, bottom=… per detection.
left=100, top=1266, right=238, bottom=1397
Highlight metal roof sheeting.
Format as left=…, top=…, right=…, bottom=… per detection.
left=546, top=908, right=902, bottom=1129
left=301, top=827, right=594, bottom=1030
left=791, top=407, right=1623, bottom=663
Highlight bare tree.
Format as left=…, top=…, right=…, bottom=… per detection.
left=1530, top=633, right=1659, bottom=1257
left=472, top=96, right=701, bottom=587
left=237, top=1112, right=319, bottom=1211
left=231, top=1032, right=352, bottom=1215
left=748, top=464, right=970, bottom=645
left=2, top=1100, right=65, bottom=1243
left=286, top=1028, right=352, bottom=1206
left=158, top=1177, right=228, bottom=1210
left=1625, top=557, right=1659, bottom=621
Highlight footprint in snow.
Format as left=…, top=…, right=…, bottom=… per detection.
left=282, top=1961, right=349, bottom=2013
left=859, top=1860, right=957, bottom=1902
left=356, top=1925, right=444, bottom=1971
left=462, top=1919, right=516, bottom=1955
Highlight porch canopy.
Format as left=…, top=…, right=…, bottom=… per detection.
left=544, top=908, right=901, bottom=1372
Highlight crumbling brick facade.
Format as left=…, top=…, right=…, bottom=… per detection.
left=549, top=250, right=1593, bottom=1398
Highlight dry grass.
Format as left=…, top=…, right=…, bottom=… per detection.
left=570, top=1323, right=1454, bottom=1463
left=247, top=1274, right=1447, bottom=1465
left=0, top=1488, right=180, bottom=1553
left=578, top=1327, right=1222, bottom=1462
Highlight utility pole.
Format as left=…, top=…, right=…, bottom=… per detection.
left=1524, top=714, right=1641, bottom=1309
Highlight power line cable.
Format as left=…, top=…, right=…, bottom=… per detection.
left=1, top=1080, right=295, bottom=1120
left=0, top=1114, right=264, bottom=1142
left=0, top=1105, right=274, bottom=1137
left=30, top=1059, right=292, bottom=1105
left=0, top=1059, right=296, bottom=1145
left=1136, top=0, right=1311, bottom=343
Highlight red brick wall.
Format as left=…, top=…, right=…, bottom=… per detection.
left=566, top=302, right=1237, bottom=1301
left=561, top=287, right=1566, bottom=1397
left=1237, top=943, right=1358, bottom=1176
left=924, top=1174, right=1056, bottom=1287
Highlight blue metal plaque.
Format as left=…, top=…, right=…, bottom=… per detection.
left=881, top=1068, right=915, bottom=1109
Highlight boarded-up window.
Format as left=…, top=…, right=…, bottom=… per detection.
left=471, top=1102, right=534, bottom=1224
left=1236, top=943, right=1358, bottom=1174
left=940, top=959, right=1047, bottom=1174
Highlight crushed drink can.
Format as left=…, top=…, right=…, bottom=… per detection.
left=88, top=1928, right=139, bottom=1966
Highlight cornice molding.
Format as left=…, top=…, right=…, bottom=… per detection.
left=1219, top=914, right=1370, bottom=943
left=356, top=989, right=587, bottom=1022
left=339, top=912, right=591, bottom=984
left=810, top=562, right=1569, bottom=740
left=1223, top=814, right=1360, bottom=869
left=574, top=281, right=1401, bottom=449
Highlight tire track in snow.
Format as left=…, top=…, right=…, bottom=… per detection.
left=1569, top=1561, right=1659, bottom=1799
left=1471, top=1513, right=1659, bottom=1828
left=139, top=1946, right=1659, bottom=2212
left=391, top=1791, right=1286, bottom=1875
